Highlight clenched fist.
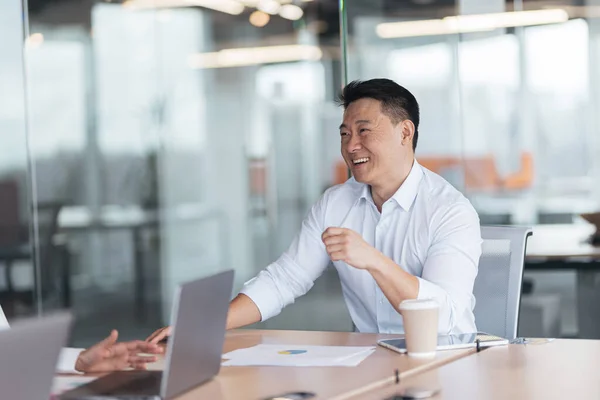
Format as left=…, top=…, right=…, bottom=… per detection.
left=321, top=227, right=382, bottom=270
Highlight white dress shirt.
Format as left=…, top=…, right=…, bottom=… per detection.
left=0, top=305, right=83, bottom=373
left=241, top=160, right=482, bottom=334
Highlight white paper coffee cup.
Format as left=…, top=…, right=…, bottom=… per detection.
left=399, top=299, right=439, bottom=358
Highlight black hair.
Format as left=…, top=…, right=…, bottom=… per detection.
left=337, top=78, right=420, bottom=151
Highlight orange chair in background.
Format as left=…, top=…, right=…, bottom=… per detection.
left=462, top=155, right=503, bottom=191
left=462, top=152, right=534, bottom=191
left=336, top=152, right=534, bottom=192
left=502, top=152, right=534, bottom=190
left=334, top=159, right=349, bottom=186
left=417, top=157, right=461, bottom=177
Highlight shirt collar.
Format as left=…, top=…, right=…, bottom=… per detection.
left=358, top=160, right=424, bottom=212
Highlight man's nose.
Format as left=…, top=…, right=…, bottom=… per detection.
left=346, top=134, right=362, bottom=153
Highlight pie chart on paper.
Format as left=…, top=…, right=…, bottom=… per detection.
left=278, top=349, right=308, bottom=355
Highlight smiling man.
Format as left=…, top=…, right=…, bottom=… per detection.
left=148, top=78, right=482, bottom=341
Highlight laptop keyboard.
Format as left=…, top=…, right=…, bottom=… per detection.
left=60, top=370, right=163, bottom=399
left=104, top=372, right=162, bottom=395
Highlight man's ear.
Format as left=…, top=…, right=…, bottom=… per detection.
left=401, top=120, right=415, bottom=147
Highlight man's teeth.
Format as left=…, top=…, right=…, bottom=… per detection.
left=353, top=158, right=369, bottom=164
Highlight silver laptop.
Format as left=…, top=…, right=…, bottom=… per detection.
left=60, top=269, right=234, bottom=400
left=0, top=312, right=73, bottom=400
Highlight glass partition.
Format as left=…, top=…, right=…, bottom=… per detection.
left=0, top=0, right=37, bottom=321
left=24, top=0, right=349, bottom=346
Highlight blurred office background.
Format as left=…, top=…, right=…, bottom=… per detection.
left=1, top=0, right=600, bottom=347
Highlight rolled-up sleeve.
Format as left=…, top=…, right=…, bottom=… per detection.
left=417, top=202, right=482, bottom=334
left=240, top=192, right=333, bottom=321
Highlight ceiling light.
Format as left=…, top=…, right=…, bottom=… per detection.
left=376, top=8, right=569, bottom=38
left=188, top=44, right=323, bottom=69
left=377, top=19, right=477, bottom=38
left=451, top=8, right=568, bottom=30
left=123, top=0, right=245, bottom=15
left=279, top=4, right=303, bottom=21
left=249, top=10, right=270, bottom=27
left=257, top=0, right=281, bottom=15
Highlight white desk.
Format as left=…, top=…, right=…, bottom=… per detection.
left=367, top=339, right=600, bottom=400
left=526, top=224, right=600, bottom=338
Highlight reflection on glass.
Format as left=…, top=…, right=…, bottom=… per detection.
left=23, top=0, right=346, bottom=345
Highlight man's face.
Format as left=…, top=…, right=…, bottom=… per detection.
left=340, top=98, right=411, bottom=186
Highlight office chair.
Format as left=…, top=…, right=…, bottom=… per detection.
left=473, top=226, right=533, bottom=340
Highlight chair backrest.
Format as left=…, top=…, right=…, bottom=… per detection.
left=473, top=226, right=533, bottom=339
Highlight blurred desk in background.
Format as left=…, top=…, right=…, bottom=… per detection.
left=526, top=224, right=600, bottom=264
left=526, top=224, right=600, bottom=338
left=56, top=204, right=227, bottom=323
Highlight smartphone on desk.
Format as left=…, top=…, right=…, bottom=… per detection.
left=377, top=332, right=508, bottom=354
left=262, top=392, right=315, bottom=400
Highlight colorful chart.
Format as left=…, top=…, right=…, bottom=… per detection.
left=278, top=349, right=307, bottom=355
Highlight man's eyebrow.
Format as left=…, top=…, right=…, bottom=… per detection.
left=339, top=120, right=372, bottom=130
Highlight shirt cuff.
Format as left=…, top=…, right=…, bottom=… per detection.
left=416, top=277, right=456, bottom=334
left=239, top=276, right=282, bottom=322
left=56, top=347, right=85, bottom=374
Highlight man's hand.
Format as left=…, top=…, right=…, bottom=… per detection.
left=322, top=227, right=382, bottom=270
left=75, top=330, right=162, bottom=373
left=146, top=326, right=172, bottom=344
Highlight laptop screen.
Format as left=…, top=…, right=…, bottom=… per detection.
left=160, top=270, right=234, bottom=398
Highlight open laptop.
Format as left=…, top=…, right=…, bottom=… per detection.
left=0, top=312, right=73, bottom=400
left=60, top=269, right=234, bottom=400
